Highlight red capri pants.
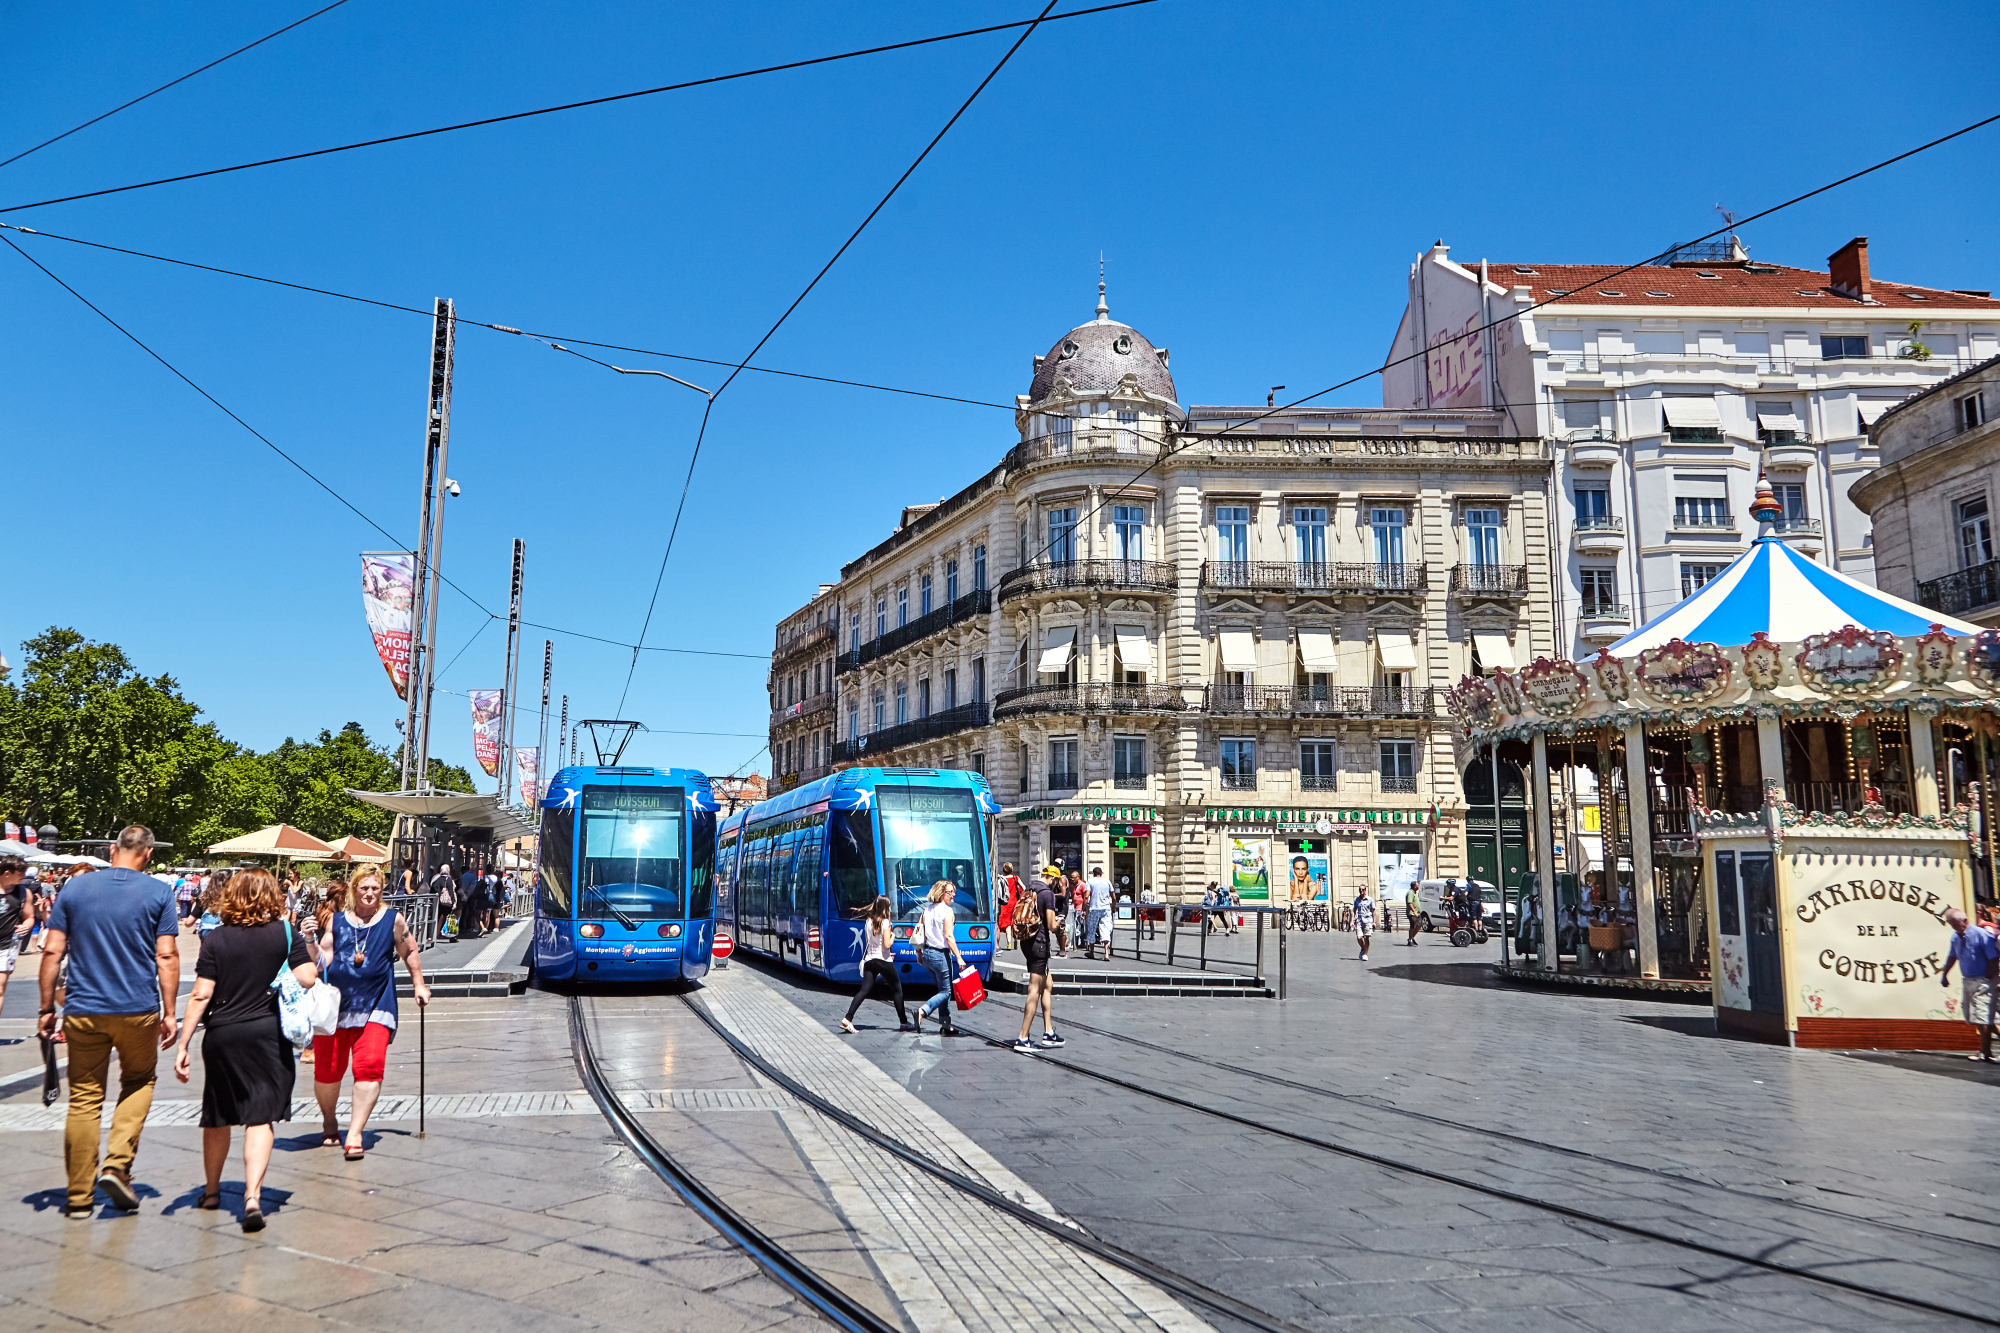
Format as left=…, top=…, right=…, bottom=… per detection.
left=313, top=1022, right=392, bottom=1083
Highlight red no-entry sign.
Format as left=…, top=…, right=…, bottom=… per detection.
left=712, top=930, right=735, bottom=960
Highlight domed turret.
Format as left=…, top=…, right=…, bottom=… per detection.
left=1025, top=280, right=1177, bottom=408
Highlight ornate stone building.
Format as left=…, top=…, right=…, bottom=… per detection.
left=769, top=288, right=1556, bottom=902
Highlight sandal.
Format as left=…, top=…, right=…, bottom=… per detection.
left=197, top=1188, right=222, bottom=1211
left=320, top=1132, right=341, bottom=1148
left=241, top=1208, right=265, bottom=1233
left=343, top=1144, right=365, bottom=1162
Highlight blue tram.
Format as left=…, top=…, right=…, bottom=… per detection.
left=718, top=767, right=1002, bottom=986
left=532, top=765, right=719, bottom=983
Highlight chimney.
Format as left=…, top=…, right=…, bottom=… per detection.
left=1828, top=237, right=1873, bottom=303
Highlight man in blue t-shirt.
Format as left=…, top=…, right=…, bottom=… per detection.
left=39, top=826, right=181, bottom=1217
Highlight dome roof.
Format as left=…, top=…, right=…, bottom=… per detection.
left=1026, top=286, right=1176, bottom=406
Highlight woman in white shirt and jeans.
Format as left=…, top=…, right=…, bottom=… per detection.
left=915, top=881, right=965, bottom=1036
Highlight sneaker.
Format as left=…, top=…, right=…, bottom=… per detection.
left=1013, top=1038, right=1035, bottom=1052
left=1038, top=1032, right=1066, bottom=1048
left=839, top=1018, right=856, bottom=1034
left=97, top=1167, right=139, bottom=1212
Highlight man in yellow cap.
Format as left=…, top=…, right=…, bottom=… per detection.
left=1012, top=867, right=1066, bottom=1050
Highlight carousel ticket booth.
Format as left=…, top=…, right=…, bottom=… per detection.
left=1450, top=482, right=1995, bottom=1048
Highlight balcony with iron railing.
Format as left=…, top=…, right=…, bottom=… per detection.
left=1004, top=425, right=1169, bottom=473
left=1917, top=559, right=2000, bottom=617
left=996, top=559, right=1175, bottom=604
left=1381, top=774, right=1419, bottom=794
left=1577, top=602, right=1632, bottom=645
left=1202, top=684, right=1441, bottom=718
left=1669, top=514, right=1739, bottom=535
left=1767, top=516, right=1824, bottom=552
left=1201, top=561, right=1429, bottom=596
left=835, top=588, right=991, bottom=675
left=1449, top=563, right=1529, bottom=600
left=1113, top=772, right=1149, bottom=791
left=1301, top=774, right=1339, bottom=791
left=830, top=701, right=989, bottom=763
left=769, top=690, right=835, bottom=729
left=991, top=681, right=1187, bottom=720
left=772, top=620, right=837, bottom=665
left=1572, top=514, right=1625, bottom=554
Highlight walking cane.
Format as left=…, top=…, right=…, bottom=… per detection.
left=418, top=999, right=426, bottom=1139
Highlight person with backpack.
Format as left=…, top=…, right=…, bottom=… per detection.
left=1013, top=867, right=1066, bottom=1051
left=840, top=896, right=911, bottom=1033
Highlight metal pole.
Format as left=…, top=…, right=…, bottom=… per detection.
left=1256, top=908, right=1265, bottom=981
left=417, top=1001, right=426, bottom=1139
left=1199, top=904, right=1208, bottom=972
left=537, top=640, right=553, bottom=797
left=558, top=695, right=569, bottom=767
left=1278, top=911, right=1287, bottom=1000
left=501, top=539, right=525, bottom=802
left=410, top=298, right=457, bottom=794
left=1166, top=896, right=1178, bottom=968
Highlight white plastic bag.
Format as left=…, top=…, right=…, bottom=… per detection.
left=307, top=980, right=342, bottom=1037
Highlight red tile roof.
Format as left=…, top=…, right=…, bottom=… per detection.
left=1490, top=261, right=1999, bottom=311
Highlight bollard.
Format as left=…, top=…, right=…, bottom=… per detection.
left=1199, top=908, right=1208, bottom=972
left=1167, top=900, right=1178, bottom=967
left=1279, top=912, right=1287, bottom=999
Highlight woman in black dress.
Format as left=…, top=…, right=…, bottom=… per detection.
left=173, top=869, right=318, bottom=1231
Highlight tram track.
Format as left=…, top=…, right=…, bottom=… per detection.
left=572, top=988, right=1315, bottom=1333
left=937, top=1006, right=2000, bottom=1330
left=979, top=997, right=2000, bottom=1257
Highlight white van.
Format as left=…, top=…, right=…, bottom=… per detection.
left=1409, top=878, right=1500, bottom=932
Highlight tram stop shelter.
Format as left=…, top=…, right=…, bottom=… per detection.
left=1448, top=481, right=1996, bottom=1049
left=345, top=788, right=539, bottom=890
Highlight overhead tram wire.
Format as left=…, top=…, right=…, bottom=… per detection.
left=0, top=2, right=1158, bottom=216
left=0, top=234, right=769, bottom=665
left=0, top=0, right=357, bottom=170
left=1008, top=108, right=2000, bottom=578
left=607, top=0, right=1070, bottom=717
left=0, top=222, right=1012, bottom=410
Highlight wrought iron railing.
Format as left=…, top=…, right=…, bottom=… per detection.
left=1450, top=563, right=1529, bottom=597
left=996, top=559, right=1175, bottom=603
left=1917, top=560, right=2000, bottom=616
left=1201, top=685, right=1440, bottom=718
left=1381, top=775, right=1419, bottom=794
left=1573, top=514, right=1624, bottom=532
left=991, top=681, right=1186, bottom=720
left=1301, top=774, right=1339, bottom=791
left=1768, top=517, right=1822, bottom=537
left=1048, top=772, right=1080, bottom=792
left=1202, top=561, right=1428, bottom=595
left=835, top=588, right=991, bottom=673
left=1578, top=601, right=1631, bottom=622
left=770, top=690, right=835, bottom=728
left=830, top=701, right=989, bottom=763
left=1220, top=773, right=1257, bottom=791
left=772, top=621, right=837, bottom=665
left=1113, top=774, right=1148, bottom=790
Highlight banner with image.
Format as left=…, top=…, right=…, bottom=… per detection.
left=1229, top=836, right=1270, bottom=902
left=516, top=747, right=539, bottom=806
left=470, top=690, right=504, bottom=778
left=1286, top=840, right=1330, bottom=902
left=360, top=552, right=416, bottom=698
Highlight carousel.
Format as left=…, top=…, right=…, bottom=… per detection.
left=1449, top=478, right=1996, bottom=1049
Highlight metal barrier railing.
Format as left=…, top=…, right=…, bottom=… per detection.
left=386, top=892, right=442, bottom=952
left=1102, top=902, right=1289, bottom=999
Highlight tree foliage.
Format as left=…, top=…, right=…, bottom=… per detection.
left=0, top=627, right=475, bottom=850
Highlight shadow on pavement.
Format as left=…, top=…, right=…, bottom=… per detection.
left=1366, top=961, right=1508, bottom=989
left=1838, top=1049, right=2000, bottom=1085
left=1622, top=1013, right=1722, bottom=1038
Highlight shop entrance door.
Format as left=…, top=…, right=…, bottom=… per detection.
left=1740, top=851, right=1782, bottom=1013
left=1112, top=850, right=1137, bottom=899
left=1050, top=826, right=1083, bottom=875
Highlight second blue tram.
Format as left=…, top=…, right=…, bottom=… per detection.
left=718, top=767, right=1001, bottom=985
left=532, top=765, right=718, bottom=983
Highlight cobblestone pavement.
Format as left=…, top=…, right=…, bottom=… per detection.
left=0, top=988, right=833, bottom=1333
left=760, top=929, right=2000, bottom=1333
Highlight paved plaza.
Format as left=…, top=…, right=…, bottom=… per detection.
left=2, top=922, right=1995, bottom=1333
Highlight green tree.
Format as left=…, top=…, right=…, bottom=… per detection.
left=264, top=722, right=402, bottom=840
left=0, top=627, right=237, bottom=848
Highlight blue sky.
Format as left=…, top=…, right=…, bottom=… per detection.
left=5, top=0, right=1996, bottom=788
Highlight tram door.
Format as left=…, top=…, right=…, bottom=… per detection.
left=1739, top=852, right=1782, bottom=1014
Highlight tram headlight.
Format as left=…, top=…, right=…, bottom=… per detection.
left=657, top=923, right=682, bottom=938
left=968, top=926, right=991, bottom=941
left=578, top=923, right=605, bottom=939
left=893, top=925, right=913, bottom=941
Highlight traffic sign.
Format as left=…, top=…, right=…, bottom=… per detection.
left=712, top=930, right=735, bottom=960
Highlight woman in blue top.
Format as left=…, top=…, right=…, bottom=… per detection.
left=311, top=869, right=430, bottom=1160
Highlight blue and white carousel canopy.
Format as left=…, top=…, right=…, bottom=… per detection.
left=1606, top=536, right=1978, bottom=656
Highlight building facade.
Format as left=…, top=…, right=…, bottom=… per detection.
left=770, top=289, right=1556, bottom=902
left=767, top=586, right=839, bottom=791
left=1382, top=236, right=2000, bottom=657
left=1850, top=354, right=2000, bottom=625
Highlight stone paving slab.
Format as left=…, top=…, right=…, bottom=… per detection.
left=747, top=930, right=1999, bottom=1332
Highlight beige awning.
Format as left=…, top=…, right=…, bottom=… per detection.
left=1755, top=406, right=1803, bottom=434
left=206, top=824, right=339, bottom=859
left=326, top=834, right=392, bottom=864
left=1296, top=628, right=1339, bottom=672
left=1661, top=397, right=1721, bottom=430
left=1377, top=629, right=1419, bottom=672
left=1471, top=631, right=1516, bottom=671
left=1038, top=626, right=1077, bottom=673
left=1112, top=625, right=1153, bottom=671
left=1856, top=400, right=1898, bottom=425
left=1219, top=628, right=1258, bottom=674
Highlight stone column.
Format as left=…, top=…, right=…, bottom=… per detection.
left=1909, top=708, right=1942, bottom=817
left=1531, top=733, right=1558, bottom=972
left=1622, top=722, right=1660, bottom=979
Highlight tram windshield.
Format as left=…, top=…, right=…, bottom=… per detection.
left=580, top=788, right=685, bottom=920
left=877, top=786, right=989, bottom=922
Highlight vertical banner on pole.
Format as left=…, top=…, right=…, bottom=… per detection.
left=470, top=690, right=504, bottom=778
left=516, top=748, right=539, bottom=807
left=360, top=553, right=416, bottom=698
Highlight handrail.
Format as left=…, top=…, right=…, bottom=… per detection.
left=831, top=701, right=989, bottom=762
